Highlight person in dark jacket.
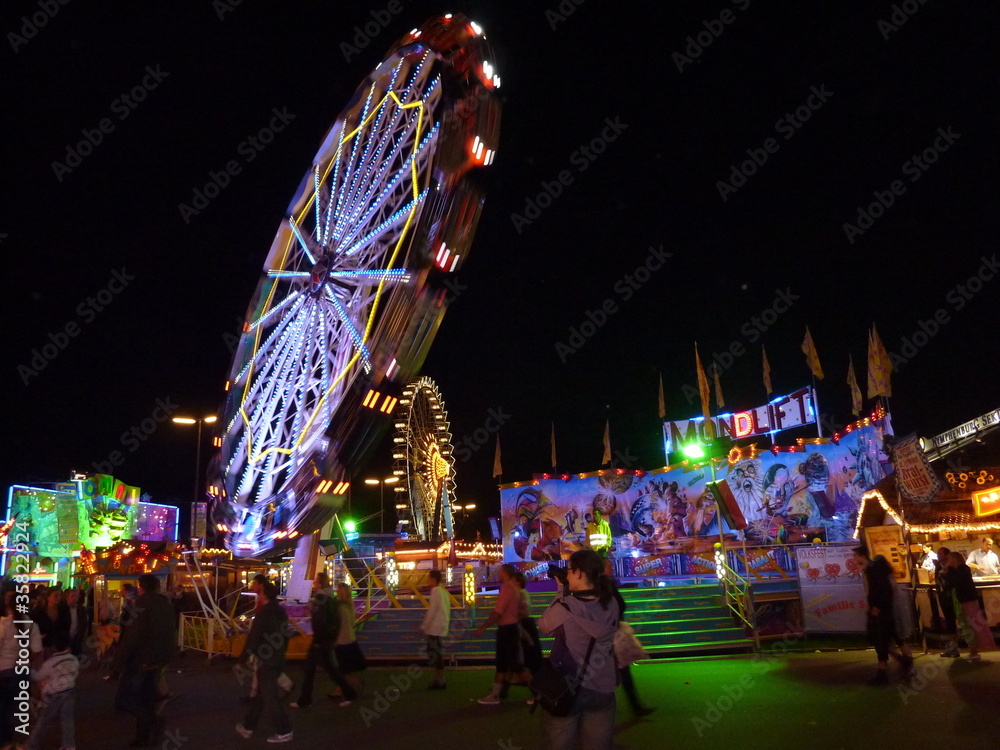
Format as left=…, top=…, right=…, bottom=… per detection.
left=113, top=574, right=177, bottom=747
left=854, top=545, right=913, bottom=685
left=604, top=558, right=653, bottom=717
left=236, top=583, right=294, bottom=743
left=289, top=572, right=357, bottom=709
left=933, top=546, right=960, bottom=656
left=946, top=551, right=994, bottom=660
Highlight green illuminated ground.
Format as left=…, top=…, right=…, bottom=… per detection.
left=59, top=647, right=1000, bottom=749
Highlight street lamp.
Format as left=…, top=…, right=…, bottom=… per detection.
left=172, top=415, right=218, bottom=506
left=365, top=476, right=399, bottom=533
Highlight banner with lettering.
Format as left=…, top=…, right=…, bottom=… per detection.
left=500, top=422, right=891, bottom=561
left=796, top=545, right=867, bottom=633
left=893, top=435, right=941, bottom=503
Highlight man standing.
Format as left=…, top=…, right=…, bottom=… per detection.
left=421, top=569, right=450, bottom=690
left=113, top=574, right=176, bottom=747
left=289, top=572, right=357, bottom=709
left=586, top=509, right=612, bottom=557
left=236, top=583, right=293, bottom=743
left=966, top=537, right=999, bottom=577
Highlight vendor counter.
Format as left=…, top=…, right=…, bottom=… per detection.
left=916, top=577, right=1000, bottom=628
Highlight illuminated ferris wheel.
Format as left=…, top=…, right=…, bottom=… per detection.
left=392, top=377, right=457, bottom=541
left=211, top=14, right=501, bottom=556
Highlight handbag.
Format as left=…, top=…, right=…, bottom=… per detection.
left=613, top=621, right=647, bottom=668
left=529, top=602, right=598, bottom=717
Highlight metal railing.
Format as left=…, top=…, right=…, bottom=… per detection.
left=714, top=544, right=760, bottom=649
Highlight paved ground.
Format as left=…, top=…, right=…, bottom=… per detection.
left=24, top=642, right=1000, bottom=749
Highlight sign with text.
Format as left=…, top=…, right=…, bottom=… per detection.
left=796, top=545, right=867, bottom=632
left=893, top=435, right=941, bottom=503
left=928, top=408, right=1000, bottom=451
left=663, top=387, right=816, bottom=453
left=864, top=525, right=909, bottom=581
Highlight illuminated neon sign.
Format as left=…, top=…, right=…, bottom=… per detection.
left=663, top=387, right=816, bottom=453
left=972, top=486, right=1000, bottom=518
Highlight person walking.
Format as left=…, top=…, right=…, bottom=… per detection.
left=421, top=570, right=450, bottom=690
left=236, top=583, right=294, bottom=744
left=289, top=572, right=357, bottom=709
left=853, top=545, right=914, bottom=685
left=27, top=632, right=78, bottom=750
left=475, top=564, right=530, bottom=704
left=603, top=558, right=653, bottom=716
left=946, top=550, right=995, bottom=660
left=243, top=576, right=292, bottom=703
left=332, top=583, right=366, bottom=698
left=537, top=549, right=620, bottom=750
left=112, top=574, right=177, bottom=747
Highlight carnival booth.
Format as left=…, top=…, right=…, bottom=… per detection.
left=857, top=466, right=1000, bottom=635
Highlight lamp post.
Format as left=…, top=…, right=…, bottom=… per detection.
left=173, top=415, right=218, bottom=526
left=365, top=476, right=399, bottom=533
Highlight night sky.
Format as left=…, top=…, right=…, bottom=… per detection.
left=3, top=1, right=998, bottom=536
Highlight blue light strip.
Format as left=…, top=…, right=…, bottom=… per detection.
left=324, top=288, right=372, bottom=372
left=287, top=217, right=316, bottom=265
left=249, top=290, right=302, bottom=331
left=266, top=271, right=311, bottom=278
left=341, top=188, right=429, bottom=258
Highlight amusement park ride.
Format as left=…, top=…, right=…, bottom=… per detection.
left=207, top=14, right=500, bottom=564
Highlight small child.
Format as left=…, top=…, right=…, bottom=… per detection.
left=28, top=632, right=79, bottom=750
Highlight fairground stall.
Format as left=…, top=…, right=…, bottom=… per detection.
left=501, top=395, right=893, bottom=640
left=857, top=464, right=1000, bottom=640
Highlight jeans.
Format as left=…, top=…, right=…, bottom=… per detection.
left=245, top=665, right=292, bottom=736
left=27, top=689, right=74, bottom=750
left=116, top=666, right=162, bottom=743
left=297, top=642, right=357, bottom=705
left=542, top=687, right=615, bottom=750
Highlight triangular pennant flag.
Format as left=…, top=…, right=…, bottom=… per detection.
left=762, top=346, right=773, bottom=396
left=602, top=420, right=612, bottom=465
left=695, top=343, right=714, bottom=438
left=872, top=324, right=892, bottom=398
left=801, top=326, right=825, bottom=380
left=657, top=372, right=666, bottom=420
left=847, top=355, right=862, bottom=417
left=550, top=422, right=557, bottom=470
left=492, top=435, right=503, bottom=478
left=713, top=365, right=725, bottom=410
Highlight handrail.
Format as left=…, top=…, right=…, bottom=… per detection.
left=714, top=543, right=760, bottom=650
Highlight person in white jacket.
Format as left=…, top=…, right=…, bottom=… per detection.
left=421, top=569, right=450, bottom=689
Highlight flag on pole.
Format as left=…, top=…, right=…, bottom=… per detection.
left=872, top=324, right=892, bottom=398
left=762, top=346, right=773, bottom=396
left=550, top=422, right=557, bottom=469
left=695, top=343, right=714, bottom=438
left=602, top=420, right=612, bottom=465
left=657, top=372, right=666, bottom=420
left=492, top=435, right=502, bottom=478
left=801, top=327, right=825, bottom=380
left=867, top=329, right=889, bottom=399
left=713, top=365, right=725, bottom=409
left=847, top=355, right=862, bottom=417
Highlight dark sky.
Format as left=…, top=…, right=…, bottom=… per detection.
left=3, top=1, right=998, bottom=535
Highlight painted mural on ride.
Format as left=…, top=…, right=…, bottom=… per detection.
left=500, top=420, right=891, bottom=565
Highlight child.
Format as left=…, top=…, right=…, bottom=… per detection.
left=28, top=632, right=79, bottom=750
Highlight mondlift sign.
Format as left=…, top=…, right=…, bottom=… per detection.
left=663, top=387, right=816, bottom=453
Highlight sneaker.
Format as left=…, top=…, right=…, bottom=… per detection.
left=866, top=671, right=889, bottom=686
left=338, top=699, right=353, bottom=707
left=428, top=682, right=447, bottom=691
left=478, top=694, right=501, bottom=705
left=235, top=724, right=253, bottom=739
left=634, top=706, right=656, bottom=717
left=940, top=649, right=960, bottom=658
left=288, top=702, right=308, bottom=709
left=964, top=653, right=982, bottom=661
left=267, top=732, right=294, bottom=744
left=526, top=698, right=535, bottom=705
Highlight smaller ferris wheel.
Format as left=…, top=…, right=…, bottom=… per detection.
left=392, top=377, right=456, bottom=541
